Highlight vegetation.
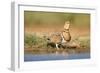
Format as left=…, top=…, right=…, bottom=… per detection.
left=24, top=11, right=90, bottom=28
left=24, top=34, right=47, bottom=49
left=24, top=34, right=90, bottom=54
left=77, top=36, right=90, bottom=49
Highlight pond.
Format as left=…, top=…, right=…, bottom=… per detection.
left=24, top=53, right=90, bottom=62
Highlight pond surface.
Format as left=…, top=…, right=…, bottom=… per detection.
left=24, top=53, right=90, bottom=62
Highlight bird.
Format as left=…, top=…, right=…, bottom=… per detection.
left=47, top=21, right=71, bottom=50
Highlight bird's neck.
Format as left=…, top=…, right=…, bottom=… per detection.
left=63, top=29, right=69, bottom=33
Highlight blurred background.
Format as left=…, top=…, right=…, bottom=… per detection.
left=24, top=11, right=90, bottom=28
left=24, top=11, right=90, bottom=37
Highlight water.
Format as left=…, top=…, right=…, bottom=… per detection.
left=24, top=53, right=90, bottom=62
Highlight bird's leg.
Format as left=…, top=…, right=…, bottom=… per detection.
left=56, top=44, right=59, bottom=50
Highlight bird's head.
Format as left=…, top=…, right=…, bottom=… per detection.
left=64, top=21, right=70, bottom=30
